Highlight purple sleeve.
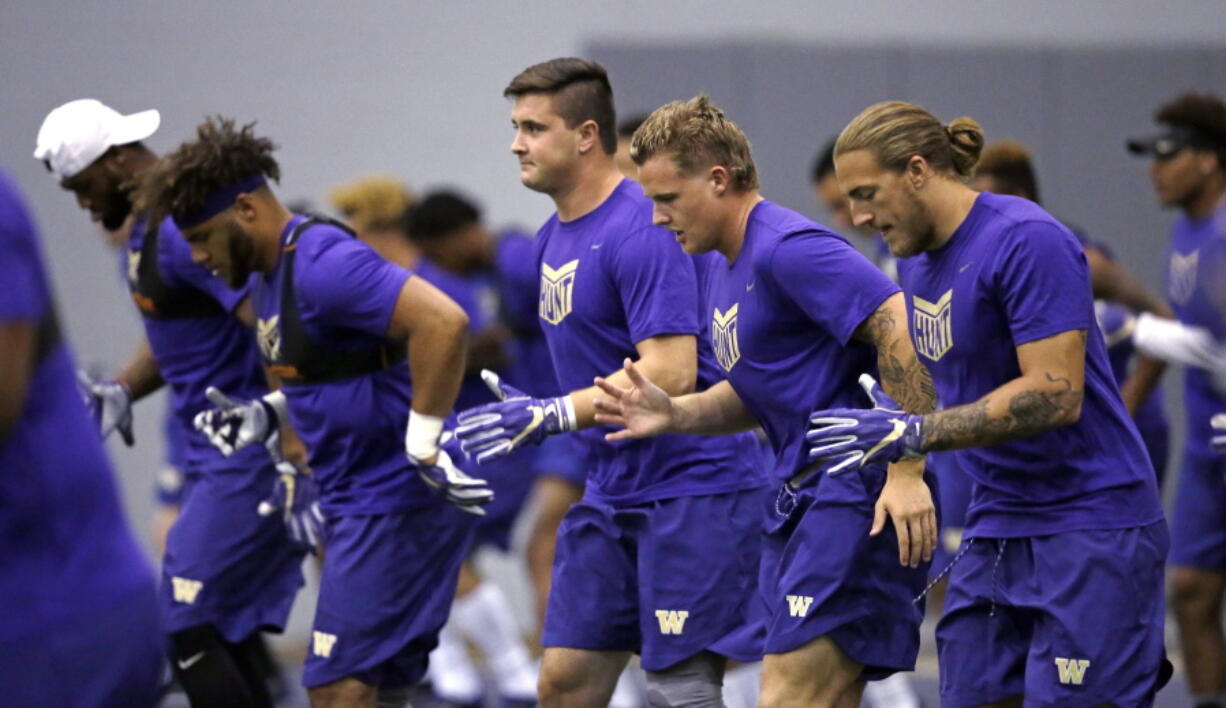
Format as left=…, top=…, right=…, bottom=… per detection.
left=993, top=221, right=1093, bottom=345
left=0, top=178, right=44, bottom=321
left=768, top=230, right=900, bottom=344
left=295, top=227, right=412, bottom=337
left=158, top=220, right=250, bottom=312
left=609, top=226, right=699, bottom=343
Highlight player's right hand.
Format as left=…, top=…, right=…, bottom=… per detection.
left=592, top=358, right=675, bottom=441
left=76, top=370, right=135, bottom=446
left=259, top=461, right=325, bottom=554
left=193, top=386, right=280, bottom=457
left=410, top=448, right=494, bottom=516
left=1213, top=412, right=1226, bottom=454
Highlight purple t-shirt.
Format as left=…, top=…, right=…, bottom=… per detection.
left=1167, top=209, right=1226, bottom=457
left=702, top=200, right=894, bottom=483
left=897, top=192, right=1163, bottom=537
left=0, top=169, right=153, bottom=640
left=125, top=217, right=268, bottom=471
left=252, top=215, right=424, bottom=515
left=534, top=179, right=764, bottom=505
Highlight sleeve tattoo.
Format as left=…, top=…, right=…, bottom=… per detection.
left=864, top=302, right=937, bottom=414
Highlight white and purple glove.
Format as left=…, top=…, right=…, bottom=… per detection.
left=454, top=370, right=576, bottom=464
left=806, top=374, right=924, bottom=475
left=193, top=387, right=285, bottom=458
left=1213, top=413, right=1226, bottom=454
left=76, top=370, right=134, bottom=446
left=405, top=411, right=494, bottom=515
left=259, top=461, right=325, bottom=554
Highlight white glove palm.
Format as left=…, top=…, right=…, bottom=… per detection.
left=193, top=386, right=282, bottom=458
left=76, top=370, right=134, bottom=446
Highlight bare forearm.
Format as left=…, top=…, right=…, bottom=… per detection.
left=860, top=296, right=937, bottom=414
left=1090, top=251, right=1173, bottom=317
left=407, top=322, right=468, bottom=418
left=921, top=372, right=1082, bottom=451
left=668, top=381, right=758, bottom=436
left=114, top=338, right=163, bottom=401
left=1118, top=354, right=1165, bottom=417
left=572, top=352, right=694, bottom=429
left=0, top=321, right=35, bottom=436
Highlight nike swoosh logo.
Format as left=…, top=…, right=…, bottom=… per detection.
left=959, top=262, right=973, bottom=272
left=863, top=418, right=906, bottom=464
left=506, top=406, right=545, bottom=449
left=591, top=244, right=603, bottom=249
left=177, top=651, right=206, bottom=670
left=746, top=281, right=755, bottom=291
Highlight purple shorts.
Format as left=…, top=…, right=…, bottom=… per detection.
left=937, top=522, right=1169, bottom=708
left=760, top=464, right=932, bottom=680
left=930, top=451, right=972, bottom=578
left=542, top=487, right=767, bottom=671
left=1169, top=449, right=1226, bottom=569
left=160, top=462, right=305, bottom=641
left=304, top=503, right=475, bottom=689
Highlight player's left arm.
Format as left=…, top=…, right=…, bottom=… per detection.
left=387, top=275, right=469, bottom=424
left=921, top=328, right=1085, bottom=451
left=853, top=292, right=937, bottom=415
left=113, top=337, right=164, bottom=401
left=569, top=333, right=696, bottom=429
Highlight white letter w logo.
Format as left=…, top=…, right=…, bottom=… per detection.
left=313, top=632, right=338, bottom=658
left=786, top=595, right=814, bottom=617
left=654, top=610, right=689, bottom=635
left=171, top=577, right=203, bottom=604
left=1053, top=657, right=1090, bottom=685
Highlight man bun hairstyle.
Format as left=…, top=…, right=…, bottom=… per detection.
left=137, top=116, right=279, bottom=222
left=629, top=95, right=759, bottom=191
left=504, top=57, right=618, bottom=155
left=836, top=100, right=984, bottom=179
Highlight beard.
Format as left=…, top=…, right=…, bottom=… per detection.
left=224, top=220, right=256, bottom=289
left=99, top=182, right=134, bottom=231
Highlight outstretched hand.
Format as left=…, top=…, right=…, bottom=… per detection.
left=870, top=459, right=937, bottom=568
left=592, top=358, right=674, bottom=441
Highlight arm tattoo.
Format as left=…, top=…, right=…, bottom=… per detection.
left=922, top=372, right=1083, bottom=451
left=864, top=303, right=937, bottom=414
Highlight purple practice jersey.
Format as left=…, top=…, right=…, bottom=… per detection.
left=1095, top=302, right=1168, bottom=440
left=251, top=215, right=426, bottom=515
left=1167, top=208, right=1226, bottom=456
left=701, top=200, right=894, bottom=483
left=125, top=216, right=269, bottom=471
left=496, top=229, right=562, bottom=396
left=0, top=169, right=155, bottom=641
left=534, top=179, right=764, bottom=505
left=897, top=192, right=1163, bottom=538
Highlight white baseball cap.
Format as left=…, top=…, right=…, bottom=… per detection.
left=34, top=99, right=160, bottom=180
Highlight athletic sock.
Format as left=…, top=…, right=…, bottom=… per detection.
left=451, top=580, right=537, bottom=699
left=169, top=625, right=269, bottom=708
left=722, top=661, right=761, bottom=708
left=427, top=619, right=483, bottom=703
left=610, top=665, right=644, bottom=708
left=863, top=672, right=922, bottom=708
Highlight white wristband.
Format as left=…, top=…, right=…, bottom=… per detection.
left=261, top=389, right=289, bottom=423
left=559, top=395, right=578, bottom=432
left=406, top=410, right=446, bottom=461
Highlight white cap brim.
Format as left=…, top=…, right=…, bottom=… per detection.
left=110, top=108, right=160, bottom=146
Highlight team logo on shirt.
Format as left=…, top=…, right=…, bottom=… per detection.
left=1053, top=657, right=1091, bottom=685
left=256, top=315, right=283, bottom=363
left=712, top=304, right=741, bottom=371
left=654, top=610, right=689, bottom=635
left=786, top=594, right=814, bottom=617
left=912, top=290, right=954, bottom=362
left=539, top=259, right=579, bottom=325
left=1169, top=250, right=1198, bottom=305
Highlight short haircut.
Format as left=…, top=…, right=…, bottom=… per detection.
left=837, top=100, right=984, bottom=179
left=629, top=95, right=759, bottom=191
left=403, top=190, right=481, bottom=242
left=136, top=117, right=279, bottom=222
left=975, top=140, right=1041, bottom=203
left=617, top=113, right=649, bottom=140
left=329, top=174, right=414, bottom=232
left=504, top=57, right=618, bottom=155
left=1155, top=92, right=1226, bottom=165
left=810, top=138, right=837, bottom=184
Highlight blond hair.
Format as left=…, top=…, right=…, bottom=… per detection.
left=836, top=101, right=984, bottom=179
left=328, top=174, right=414, bottom=232
left=629, top=95, right=758, bottom=191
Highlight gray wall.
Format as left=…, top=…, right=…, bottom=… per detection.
left=1, top=1, right=1223, bottom=551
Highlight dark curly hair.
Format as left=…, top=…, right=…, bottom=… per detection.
left=137, top=116, right=280, bottom=221
left=1156, top=92, right=1226, bottom=163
